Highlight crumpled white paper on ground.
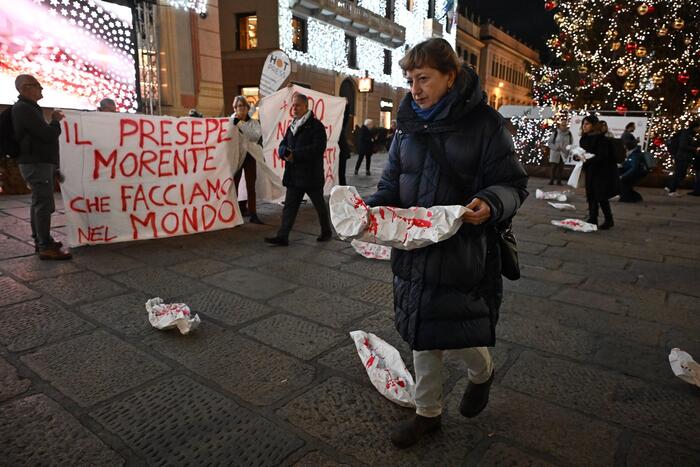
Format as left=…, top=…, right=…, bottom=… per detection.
left=548, top=202, right=576, bottom=210
left=566, top=146, right=596, bottom=189
left=536, top=188, right=568, bottom=202
left=669, top=348, right=700, bottom=388
left=350, top=330, right=416, bottom=407
left=551, top=218, right=598, bottom=232
left=351, top=240, right=391, bottom=261
left=330, top=186, right=468, bottom=250
left=145, top=298, right=201, bottom=335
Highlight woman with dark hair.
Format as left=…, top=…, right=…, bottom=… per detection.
left=232, top=95, right=263, bottom=224
left=579, top=115, right=620, bottom=229
left=365, top=38, right=528, bottom=448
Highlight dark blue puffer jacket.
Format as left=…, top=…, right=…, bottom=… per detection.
left=365, top=66, right=528, bottom=351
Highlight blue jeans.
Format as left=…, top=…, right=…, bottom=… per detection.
left=668, top=155, right=700, bottom=192
left=19, top=163, right=56, bottom=249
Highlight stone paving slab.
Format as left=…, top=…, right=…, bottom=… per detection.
left=278, top=377, right=483, bottom=466
left=626, top=436, right=700, bottom=467
left=90, top=374, right=303, bottom=467
left=501, top=351, right=700, bottom=446
left=476, top=442, right=557, bottom=467
left=144, top=326, right=315, bottom=406
left=203, top=268, right=297, bottom=300
left=345, top=280, right=394, bottom=308
left=0, top=275, right=41, bottom=307
left=292, top=451, right=352, bottom=467
left=259, top=260, right=365, bottom=292
left=0, top=355, right=31, bottom=402
left=166, top=257, right=231, bottom=278
left=268, top=286, right=376, bottom=328
left=78, top=292, right=155, bottom=337
left=178, top=287, right=274, bottom=326
left=30, top=271, right=126, bottom=306
left=0, top=254, right=83, bottom=281
left=109, top=266, right=206, bottom=298
left=21, top=330, right=170, bottom=407
left=1, top=394, right=124, bottom=466
left=0, top=299, right=94, bottom=352
left=241, top=313, right=346, bottom=360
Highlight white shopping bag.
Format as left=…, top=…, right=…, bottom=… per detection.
left=145, top=297, right=201, bottom=335
left=548, top=202, right=576, bottom=210
left=669, top=348, right=700, bottom=388
left=566, top=146, right=595, bottom=189
left=351, top=240, right=391, bottom=260
left=535, top=188, right=568, bottom=202
left=551, top=218, right=598, bottom=232
left=330, top=186, right=468, bottom=250
left=350, top=330, right=416, bottom=407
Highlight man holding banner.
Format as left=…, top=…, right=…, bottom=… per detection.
left=264, top=93, right=333, bottom=246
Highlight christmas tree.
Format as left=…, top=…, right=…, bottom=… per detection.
left=531, top=1, right=700, bottom=165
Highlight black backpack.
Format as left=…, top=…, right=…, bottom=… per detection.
left=666, top=131, right=681, bottom=156
left=608, top=137, right=626, bottom=164
left=0, top=106, right=20, bottom=159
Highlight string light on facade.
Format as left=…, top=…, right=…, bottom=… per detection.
left=166, top=0, right=207, bottom=15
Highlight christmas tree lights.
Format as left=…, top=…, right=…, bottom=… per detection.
left=532, top=0, right=700, bottom=168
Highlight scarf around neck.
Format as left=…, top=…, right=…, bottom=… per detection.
left=410, top=93, right=451, bottom=122
left=290, top=110, right=312, bottom=135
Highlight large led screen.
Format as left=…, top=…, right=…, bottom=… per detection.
left=0, top=0, right=138, bottom=111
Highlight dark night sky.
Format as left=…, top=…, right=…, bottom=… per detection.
left=458, top=0, right=558, bottom=62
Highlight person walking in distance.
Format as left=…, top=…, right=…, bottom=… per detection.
left=666, top=120, right=700, bottom=197
left=579, top=115, right=620, bottom=230
left=354, top=119, right=376, bottom=175
left=365, top=38, right=528, bottom=448
left=264, top=93, right=333, bottom=246
left=11, top=74, right=71, bottom=259
left=231, top=96, right=263, bottom=224
left=546, top=120, right=572, bottom=185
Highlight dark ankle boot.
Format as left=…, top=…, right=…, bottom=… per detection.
left=390, top=414, right=442, bottom=449
left=459, top=371, right=494, bottom=418
left=586, top=202, right=599, bottom=225
left=599, top=218, right=614, bottom=230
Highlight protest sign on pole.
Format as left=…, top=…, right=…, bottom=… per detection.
left=257, top=85, right=346, bottom=200
left=259, top=50, right=291, bottom=98
left=59, top=111, right=245, bottom=247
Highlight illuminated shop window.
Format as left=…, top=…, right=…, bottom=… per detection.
left=292, top=16, right=307, bottom=52
left=238, top=14, right=258, bottom=50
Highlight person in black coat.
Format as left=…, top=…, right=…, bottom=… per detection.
left=666, top=120, right=700, bottom=196
left=354, top=119, right=376, bottom=175
left=11, top=74, right=71, bottom=260
left=264, top=93, right=332, bottom=246
left=619, top=140, right=647, bottom=203
left=337, top=106, right=351, bottom=185
left=579, top=115, right=620, bottom=230
left=365, top=38, right=528, bottom=448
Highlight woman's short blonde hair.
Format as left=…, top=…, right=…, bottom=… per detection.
left=399, top=38, right=461, bottom=74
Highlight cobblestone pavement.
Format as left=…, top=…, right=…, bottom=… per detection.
left=1, top=153, right=699, bottom=466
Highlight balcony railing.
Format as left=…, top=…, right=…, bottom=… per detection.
left=290, top=0, right=406, bottom=47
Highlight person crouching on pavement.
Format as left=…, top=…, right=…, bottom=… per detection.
left=579, top=115, right=620, bottom=230
left=364, top=38, right=528, bottom=448
left=619, top=140, right=647, bottom=203
left=232, top=96, right=263, bottom=224
left=12, top=74, right=71, bottom=260
left=264, top=93, right=333, bottom=246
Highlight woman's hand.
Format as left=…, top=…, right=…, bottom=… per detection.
left=461, top=198, right=491, bottom=225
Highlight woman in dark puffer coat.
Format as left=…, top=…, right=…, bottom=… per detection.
left=579, top=115, right=620, bottom=229
left=365, top=38, right=528, bottom=448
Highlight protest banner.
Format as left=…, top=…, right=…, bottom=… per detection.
left=567, top=114, right=648, bottom=164
left=258, top=85, right=346, bottom=201
left=59, top=111, right=246, bottom=247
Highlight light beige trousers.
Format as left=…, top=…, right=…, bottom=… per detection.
left=413, top=347, right=493, bottom=417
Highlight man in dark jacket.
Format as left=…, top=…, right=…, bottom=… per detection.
left=264, top=93, right=332, bottom=246
left=12, top=74, right=71, bottom=260
left=619, top=140, right=647, bottom=203
left=354, top=119, right=376, bottom=175
left=666, top=120, right=700, bottom=197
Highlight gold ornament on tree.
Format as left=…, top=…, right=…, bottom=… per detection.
left=635, top=46, right=647, bottom=57
left=637, top=3, right=649, bottom=15
left=611, top=41, right=622, bottom=51
left=624, top=80, right=636, bottom=91
left=652, top=72, right=664, bottom=84
left=673, top=18, right=685, bottom=29
left=657, top=26, right=669, bottom=37
left=616, top=66, right=629, bottom=77
left=578, top=65, right=589, bottom=73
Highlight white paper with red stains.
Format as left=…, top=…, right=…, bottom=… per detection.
left=145, top=297, right=200, bottom=335
left=551, top=218, right=598, bottom=232
left=350, top=330, right=416, bottom=407
left=350, top=240, right=391, bottom=261
left=330, top=186, right=469, bottom=250
left=535, top=188, right=569, bottom=202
